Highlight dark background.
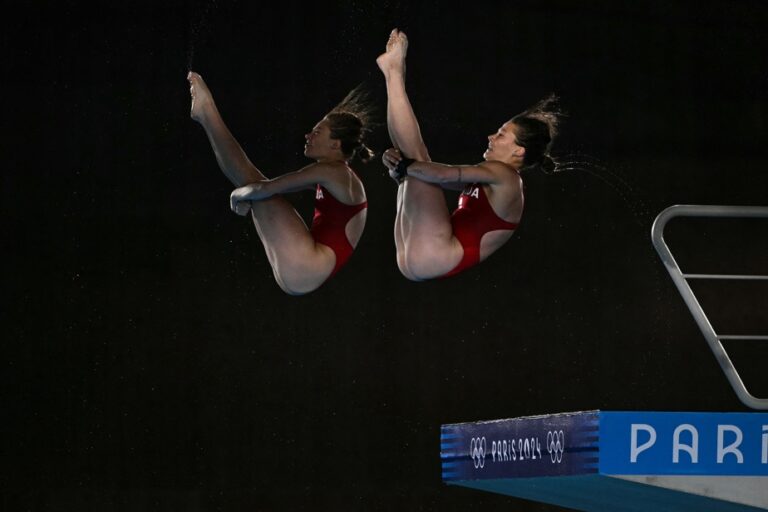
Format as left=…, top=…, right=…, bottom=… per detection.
left=3, top=1, right=767, bottom=510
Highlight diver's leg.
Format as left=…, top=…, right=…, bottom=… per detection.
left=189, top=71, right=264, bottom=187
left=376, top=30, right=429, bottom=161
left=378, top=32, right=461, bottom=279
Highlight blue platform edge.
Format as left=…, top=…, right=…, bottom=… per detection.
left=450, top=475, right=766, bottom=512
left=440, top=411, right=768, bottom=481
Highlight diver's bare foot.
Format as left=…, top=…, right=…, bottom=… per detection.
left=187, top=71, right=215, bottom=123
left=376, top=29, right=408, bottom=77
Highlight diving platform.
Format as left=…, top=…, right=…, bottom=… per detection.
left=441, top=410, right=768, bottom=511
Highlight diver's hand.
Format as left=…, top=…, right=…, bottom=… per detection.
left=230, top=183, right=265, bottom=215
left=382, top=147, right=402, bottom=171
left=382, top=148, right=405, bottom=183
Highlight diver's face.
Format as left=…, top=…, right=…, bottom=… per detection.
left=483, top=121, right=524, bottom=162
left=304, top=119, right=338, bottom=160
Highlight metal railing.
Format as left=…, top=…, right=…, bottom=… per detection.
left=651, top=205, right=768, bottom=410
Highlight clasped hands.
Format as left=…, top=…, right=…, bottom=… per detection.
left=229, top=183, right=267, bottom=216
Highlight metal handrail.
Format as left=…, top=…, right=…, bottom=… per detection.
left=651, top=205, right=768, bottom=410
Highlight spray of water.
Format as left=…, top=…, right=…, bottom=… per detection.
left=550, top=152, right=653, bottom=228
left=549, top=152, right=671, bottom=374
left=187, top=0, right=218, bottom=71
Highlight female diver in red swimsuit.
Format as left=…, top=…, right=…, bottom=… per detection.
left=188, top=72, right=372, bottom=295
left=377, top=30, right=559, bottom=280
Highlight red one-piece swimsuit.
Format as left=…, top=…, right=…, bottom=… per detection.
left=443, top=183, right=520, bottom=278
left=310, top=185, right=367, bottom=279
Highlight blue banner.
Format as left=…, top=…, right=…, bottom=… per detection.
left=441, top=411, right=600, bottom=481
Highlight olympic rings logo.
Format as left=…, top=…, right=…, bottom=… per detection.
left=547, top=430, right=565, bottom=463
left=469, top=437, right=487, bottom=469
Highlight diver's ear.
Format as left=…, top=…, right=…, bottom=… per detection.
left=330, top=139, right=341, bottom=150
left=514, top=146, right=525, bottom=157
